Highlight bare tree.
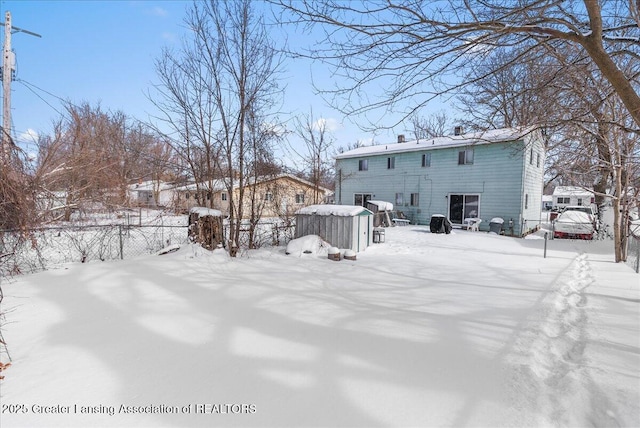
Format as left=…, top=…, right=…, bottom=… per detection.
left=35, top=103, right=172, bottom=220
left=152, top=0, right=284, bottom=256
left=409, top=110, right=454, bottom=140
left=291, top=108, right=335, bottom=203
left=244, top=107, right=283, bottom=249
left=275, top=0, right=640, bottom=127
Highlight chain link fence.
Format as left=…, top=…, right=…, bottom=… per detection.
left=0, top=224, right=190, bottom=277
left=628, top=222, right=640, bottom=273
left=0, top=217, right=296, bottom=279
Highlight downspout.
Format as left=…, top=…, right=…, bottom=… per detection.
left=338, top=169, right=342, bottom=204
left=519, top=142, right=526, bottom=237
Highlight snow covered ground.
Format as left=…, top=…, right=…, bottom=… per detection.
left=1, top=225, right=638, bottom=427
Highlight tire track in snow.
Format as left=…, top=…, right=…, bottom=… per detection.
left=509, top=253, right=621, bottom=427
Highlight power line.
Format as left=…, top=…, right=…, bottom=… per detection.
left=16, top=79, right=65, bottom=118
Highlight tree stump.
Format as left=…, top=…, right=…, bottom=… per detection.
left=188, top=208, right=223, bottom=250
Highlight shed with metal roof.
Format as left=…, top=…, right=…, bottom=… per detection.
left=295, top=205, right=373, bottom=252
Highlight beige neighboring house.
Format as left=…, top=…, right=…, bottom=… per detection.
left=173, top=173, right=333, bottom=218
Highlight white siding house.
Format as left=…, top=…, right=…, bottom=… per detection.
left=128, top=180, right=177, bottom=207
left=335, top=127, right=546, bottom=236
left=552, top=186, right=595, bottom=210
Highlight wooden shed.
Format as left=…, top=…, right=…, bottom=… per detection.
left=188, top=207, right=224, bottom=250
left=295, top=205, right=373, bottom=252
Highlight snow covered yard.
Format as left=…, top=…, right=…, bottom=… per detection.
left=1, top=226, right=638, bottom=427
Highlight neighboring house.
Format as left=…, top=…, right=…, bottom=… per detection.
left=173, top=173, right=333, bottom=218
left=128, top=180, right=177, bottom=207
left=334, top=127, right=545, bottom=236
left=552, top=186, right=595, bottom=211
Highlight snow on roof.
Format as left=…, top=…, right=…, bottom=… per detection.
left=367, top=200, right=394, bottom=211
left=129, top=180, right=177, bottom=192
left=174, top=173, right=332, bottom=194
left=552, top=186, right=594, bottom=197
left=336, top=127, right=536, bottom=159
left=175, top=180, right=227, bottom=192
left=189, top=207, right=223, bottom=217
left=296, top=204, right=373, bottom=216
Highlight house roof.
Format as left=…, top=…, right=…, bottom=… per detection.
left=552, top=186, right=594, bottom=197
left=335, top=127, right=538, bottom=159
left=174, top=173, right=332, bottom=194
left=296, top=204, right=373, bottom=216
left=128, top=180, right=178, bottom=192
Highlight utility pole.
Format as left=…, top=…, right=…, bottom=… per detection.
left=0, top=11, right=41, bottom=167
left=2, top=10, right=14, bottom=164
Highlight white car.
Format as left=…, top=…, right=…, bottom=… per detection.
left=553, top=210, right=594, bottom=240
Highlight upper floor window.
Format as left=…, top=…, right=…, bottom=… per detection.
left=295, top=193, right=305, bottom=204
left=387, top=157, right=395, bottom=169
left=458, top=149, right=474, bottom=165
left=221, top=192, right=228, bottom=201
left=422, top=153, right=431, bottom=167
left=264, top=192, right=273, bottom=202
left=530, top=148, right=534, bottom=165
left=536, top=152, right=541, bottom=168
left=358, top=159, right=368, bottom=171
left=557, top=197, right=570, bottom=204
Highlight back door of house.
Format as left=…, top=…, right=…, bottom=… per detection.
left=449, top=194, right=479, bottom=224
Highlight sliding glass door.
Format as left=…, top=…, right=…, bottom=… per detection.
left=449, top=194, right=479, bottom=224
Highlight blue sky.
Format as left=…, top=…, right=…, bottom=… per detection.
left=2, top=0, right=437, bottom=162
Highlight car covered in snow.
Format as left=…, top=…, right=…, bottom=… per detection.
left=553, top=210, right=595, bottom=240
left=562, top=205, right=597, bottom=228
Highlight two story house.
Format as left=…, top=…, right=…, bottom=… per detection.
left=334, top=127, right=545, bottom=236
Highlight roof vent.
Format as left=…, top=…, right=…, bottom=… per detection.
left=454, top=126, right=463, bottom=136
left=397, top=134, right=405, bottom=143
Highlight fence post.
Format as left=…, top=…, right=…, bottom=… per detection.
left=544, top=232, right=548, bottom=258
left=636, top=238, right=639, bottom=273
left=119, top=225, right=124, bottom=260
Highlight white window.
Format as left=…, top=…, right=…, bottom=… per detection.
left=458, top=149, right=474, bottom=165
left=410, top=193, right=419, bottom=206
left=264, top=192, right=273, bottom=202
left=295, top=193, right=304, bottom=204
left=422, top=153, right=431, bottom=167
left=221, top=192, right=227, bottom=201
left=387, top=157, right=395, bottom=169
left=395, top=192, right=404, bottom=206
left=358, top=159, right=368, bottom=171
left=354, top=193, right=372, bottom=206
